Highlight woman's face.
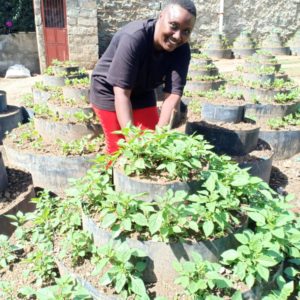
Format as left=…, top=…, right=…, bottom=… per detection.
left=154, top=4, right=196, bottom=52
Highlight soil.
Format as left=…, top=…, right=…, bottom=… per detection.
left=0, top=168, right=32, bottom=210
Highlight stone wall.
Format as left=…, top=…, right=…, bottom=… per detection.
left=96, top=0, right=300, bottom=54
left=66, top=0, right=99, bottom=69
left=0, top=32, right=39, bottom=76
left=33, top=0, right=98, bottom=73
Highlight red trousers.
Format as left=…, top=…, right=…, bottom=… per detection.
left=92, top=105, right=159, bottom=153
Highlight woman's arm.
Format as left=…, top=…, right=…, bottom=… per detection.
left=157, top=92, right=181, bottom=127
left=114, top=86, right=133, bottom=128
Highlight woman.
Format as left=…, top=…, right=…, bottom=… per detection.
left=90, top=0, right=196, bottom=153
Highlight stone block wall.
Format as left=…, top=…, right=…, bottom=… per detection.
left=0, top=32, right=39, bottom=76
left=96, top=0, right=300, bottom=54
left=66, top=0, right=99, bottom=70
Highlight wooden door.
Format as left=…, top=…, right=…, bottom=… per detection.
left=41, top=0, right=69, bottom=66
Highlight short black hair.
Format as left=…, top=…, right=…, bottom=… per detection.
left=168, top=0, right=197, bottom=17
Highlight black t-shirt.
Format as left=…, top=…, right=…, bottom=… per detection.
left=90, top=19, right=191, bottom=111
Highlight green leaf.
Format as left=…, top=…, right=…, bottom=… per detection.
left=231, top=174, right=250, bottom=186
left=221, top=249, right=239, bottom=262
left=148, top=212, right=163, bottom=235
left=134, top=158, right=145, bottom=169
left=235, top=233, right=249, bottom=245
left=115, top=273, right=126, bottom=294
left=99, top=272, right=113, bottom=286
left=132, top=213, right=148, bottom=226
left=247, top=212, right=265, bottom=225
left=245, top=273, right=255, bottom=288
left=92, top=258, right=109, bottom=275
left=203, top=220, right=214, bottom=237
left=130, top=276, right=147, bottom=296
left=101, top=213, right=117, bottom=228
left=232, top=291, right=243, bottom=300
left=257, top=265, right=270, bottom=282
left=188, top=221, right=199, bottom=232
left=284, top=267, right=299, bottom=278
left=166, top=162, right=176, bottom=175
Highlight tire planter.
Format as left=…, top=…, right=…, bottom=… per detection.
left=259, top=128, right=300, bottom=160
left=236, top=139, right=274, bottom=183
left=21, top=106, right=34, bottom=122
left=62, top=86, right=89, bottom=102
left=82, top=212, right=244, bottom=285
left=0, top=90, right=7, bottom=111
left=202, top=49, right=233, bottom=59
left=201, top=102, right=245, bottom=123
left=113, top=167, right=199, bottom=202
left=232, top=48, right=256, bottom=59
left=0, top=106, right=23, bottom=141
left=245, top=102, right=299, bottom=120
left=0, top=152, right=8, bottom=191
left=42, top=75, right=66, bottom=87
left=32, top=88, right=52, bottom=104
left=185, top=121, right=260, bottom=156
left=3, top=141, right=96, bottom=195
left=34, top=117, right=102, bottom=143
left=56, top=259, right=118, bottom=300
left=260, top=47, right=290, bottom=56
left=185, top=80, right=225, bottom=92
left=0, top=184, right=35, bottom=237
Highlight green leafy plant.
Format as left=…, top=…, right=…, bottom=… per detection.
left=221, top=230, right=283, bottom=289
left=65, top=76, right=90, bottom=87
left=0, top=234, right=21, bottom=269
left=91, top=240, right=149, bottom=299
left=267, top=110, right=300, bottom=129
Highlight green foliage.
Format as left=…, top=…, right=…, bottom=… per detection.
left=19, top=275, right=92, bottom=300
left=267, top=110, right=300, bottom=129
left=0, top=0, right=35, bottom=34
left=65, top=77, right=90, bottom=87
left=115, top=126, right=214, bottom=181
left=91, top=240, right=149, bottom=299
left=0, top=234, right=21, bottom=269
left=173, top=252, right=238, bottom=299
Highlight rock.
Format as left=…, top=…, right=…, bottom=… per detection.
left=5, top=64, right=31, bottom=78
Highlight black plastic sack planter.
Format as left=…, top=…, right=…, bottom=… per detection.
left=189, top=67, right=219, bottom=77
left=113, top=166, right=199, bottom=203
left=82, top=212, right=244, bottom=285
left=186, top=121, right=260, bottom=156
left=235, top=140, right=274, bottom=183
left=0, top=152, right=8, bottom=191
left=0, top=106, right=23, bottom=141
left=233, top=48, right=256, bottom=59
left=32, top=88, right=52, bottom=105
left=62, top=86, right=89, bottom=102
left=201, top=102, right=245, bottom=123
left=0, top=184, right=35, bottom=237
left=185, top=79, right=225, bottom=92
left=47, top=102, right=94, bottom=119
left=52, top=65, right=79, bottom=76
left=202, top=49, right=232, bottom=59
left=244, top=61, right=281, bottom=72
left=260, top=47, right=290, bottom=56
left=3, top=141, right=96, bottom=195
left=34, top=117, right=102, bottom=143
left=242, top=72, right=275, bottom=84
left=290, top=46, right=300, bottom=56
left=21, top=106, right=34, bottom=122
left=245, top=102, right=299, bottom=120
left=259, top=128, right=300, bottom=160
left=0, top=90, right=7, bottom=112
left=56, top=259, right=119, bottom=300
left=42, top=75, right=66, bottom=87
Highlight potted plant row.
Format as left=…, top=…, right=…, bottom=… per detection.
left=184, top=89, right=274, bottom=183
left=260, top=31, right=290, bottom=55
left=202, top=33, right=232, bottom=59
left=2, top=61, right=104, bottom=195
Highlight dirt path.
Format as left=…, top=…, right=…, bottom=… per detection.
left=0, top=56, right=299, bottom=207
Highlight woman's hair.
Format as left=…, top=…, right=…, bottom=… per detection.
left=168, top=0, right=197, bottom=17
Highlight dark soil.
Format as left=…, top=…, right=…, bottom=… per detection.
left=0, top=167, right=32, bottom=211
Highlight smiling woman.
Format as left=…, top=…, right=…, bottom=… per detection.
left=90, top=0, right=197, bottom=153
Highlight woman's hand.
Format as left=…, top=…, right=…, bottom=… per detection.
left=157, top=93, right=181, bottom=127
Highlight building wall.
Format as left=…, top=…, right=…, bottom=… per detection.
left=96, top=0, right=300, bottom=54
left=33, top=0, right=99, bottom=73
left=0, top=32, right=39, bottom=76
